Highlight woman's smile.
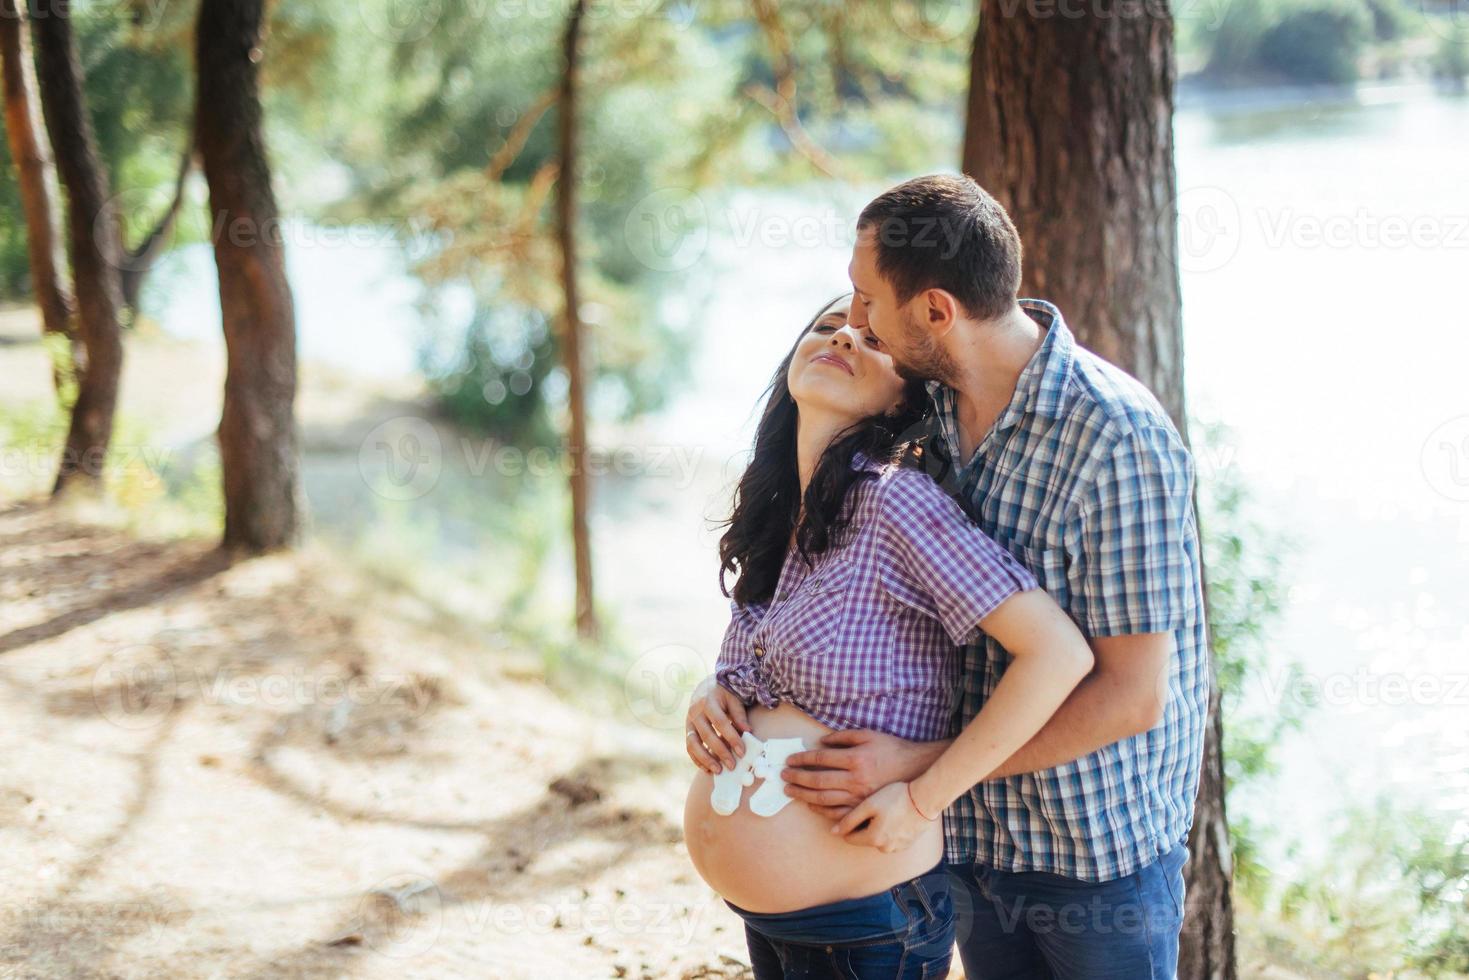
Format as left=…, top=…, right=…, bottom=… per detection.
left=809, top=351, right=854, bottom=375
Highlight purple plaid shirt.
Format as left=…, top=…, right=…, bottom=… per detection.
left=716, top=455, right=1038, bottom=741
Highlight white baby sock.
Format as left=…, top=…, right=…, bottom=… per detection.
left=746, top=736, right=807, bottom=817
left=708, top=731, right=764, bottom=815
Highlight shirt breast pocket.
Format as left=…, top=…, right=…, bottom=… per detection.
left=766, top=557, right=858, bottom=676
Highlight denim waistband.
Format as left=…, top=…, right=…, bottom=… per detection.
left=724, top=859, right=951, bottom=946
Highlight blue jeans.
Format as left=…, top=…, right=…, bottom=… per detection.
left=725, top=859, right=955, bottom=978
left=947, top=841, right=1189, bottom=980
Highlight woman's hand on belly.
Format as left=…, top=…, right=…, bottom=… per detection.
left=828, top=780, right=939, bottom=853
left=685, top=675, right=753, bottom=774
left=682, top=702, right=943, bottom=912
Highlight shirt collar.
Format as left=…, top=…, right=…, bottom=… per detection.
left=925, top=297, right=1077, bottom=437
left=849, top=448, right=887, bottom=474
left=1015, top=298, right=1075, bottom=421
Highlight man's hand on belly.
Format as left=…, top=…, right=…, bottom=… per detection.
left=780, top=729, right=954, bottom=819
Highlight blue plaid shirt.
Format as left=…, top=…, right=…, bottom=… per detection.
left=921, top=298, right=1209, bottom=882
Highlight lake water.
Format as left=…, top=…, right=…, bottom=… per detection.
left=143, top=82, right=1469, bottom=873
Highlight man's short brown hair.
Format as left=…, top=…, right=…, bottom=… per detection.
left=856, top=174, right=1023, bottom=321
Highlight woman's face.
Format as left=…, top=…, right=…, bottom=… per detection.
left=785, top=297, right=908, bottom=425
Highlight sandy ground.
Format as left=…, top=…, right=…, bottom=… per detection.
left=0, top=307, right=766, bottom=979
left=0, top=494, right=770, bottom=980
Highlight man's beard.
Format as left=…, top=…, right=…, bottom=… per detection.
left=892, top=310, right=959, bottom=386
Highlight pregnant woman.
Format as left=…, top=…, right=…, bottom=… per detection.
left=681, top=295, right=1096, bottom=978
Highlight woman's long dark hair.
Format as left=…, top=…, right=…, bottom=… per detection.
left=718, top=295, right=930, bottom=606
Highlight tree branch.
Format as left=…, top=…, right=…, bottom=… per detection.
left=746, top=0, right=847, bottom=180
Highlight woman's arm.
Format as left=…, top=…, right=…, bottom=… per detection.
left=832, top=588, right=1093, bottom=851
left=785, top=468, right=1042, bottom=820
left=907, top=589, right=1093, bottom=817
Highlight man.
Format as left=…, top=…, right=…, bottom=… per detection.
left=780, top=173, right=1209, bottom=978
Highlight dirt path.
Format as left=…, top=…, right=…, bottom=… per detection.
left=0, top=499, right=761, bottom=979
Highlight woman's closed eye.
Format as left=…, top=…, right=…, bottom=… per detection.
left=814, top=323, right=882, bottom=349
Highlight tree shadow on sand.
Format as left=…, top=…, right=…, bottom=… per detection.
left=0, top=499, right=723, bottom=979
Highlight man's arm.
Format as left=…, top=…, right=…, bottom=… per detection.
left=981, top=631, right=1171, bottom=778
left=780, top=632, right=1170, bottom=815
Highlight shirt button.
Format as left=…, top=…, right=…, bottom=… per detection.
left=753, top=644, right=765, bottom=657
left=777, top=590, right=790, bottom=602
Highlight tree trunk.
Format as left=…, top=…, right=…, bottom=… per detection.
left=195, top=0, right=302, bottom=551
left=27, top=0, right=124, bottom=496
left=557, top=0, right=596, bottom=638
left=962, top=6, right=1237, bottom=977
left=0, top=0, right=75, bottom=392
left=1182, top=602, right=1235, bottom=978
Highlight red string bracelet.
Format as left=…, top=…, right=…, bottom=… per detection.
left=906, top=781, right=937, bottom=821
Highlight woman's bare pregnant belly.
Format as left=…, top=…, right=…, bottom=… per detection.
left=682, top=701, right=943, bottom=913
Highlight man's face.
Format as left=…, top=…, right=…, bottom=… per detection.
left=847, top=230, right=956, bottom=384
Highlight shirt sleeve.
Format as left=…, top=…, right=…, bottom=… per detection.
left=1071, top=423, right=1198, bottom=637
left=876, top=469, right=1039, bottom=646
left=714, top=598, right=774, bottom=706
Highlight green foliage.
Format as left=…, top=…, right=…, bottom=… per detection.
left=1261, top=799, right=1469, bottom=975
left=0, top=399, right=221, bottom=536
left=39, top=323, right=78, bottom=410
left=1187, top=0, right=1389, bottom=84
left=7, top=0, right=970, bottom=446
left=339, top=0, right=972, bottom=445
left=1433, top=32, right=1469, bottom=83
left=78, top=5, right=193, bottom=205
left=421, top=304, right=558, bottom=445
left=342, top=0, right=711, bottom=445
left=0, top=401, right=68, bottom=495
left=1365, top=0, right=1409, bottom=40
left=0, top=140, right=28, bottom=295
left=1195, top=421, right=1306, bottom=903
left=330, top=440, right=627, bottom=686
left=1258, top=4, right=1370, bottom=83
left=1199, top=422, right=1469, bottom=974
left=0, top=0, right=345, bottom=300
left=0, top=3, right=192, bottom=298
left=1398, top=811, right=1469, bottom=973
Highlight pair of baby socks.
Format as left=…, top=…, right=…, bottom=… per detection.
left=708, top=731, right=807, bottom=817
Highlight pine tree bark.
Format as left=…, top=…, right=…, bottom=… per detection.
left=557, top=0, right=596, bottom=638
left=27, top=0, right=123, bottom=495
left=0, top=0, right=75, bottom=391
left=962, top=5, right=1237, bottom=977
left=195, top=0, right=302, bottom=551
